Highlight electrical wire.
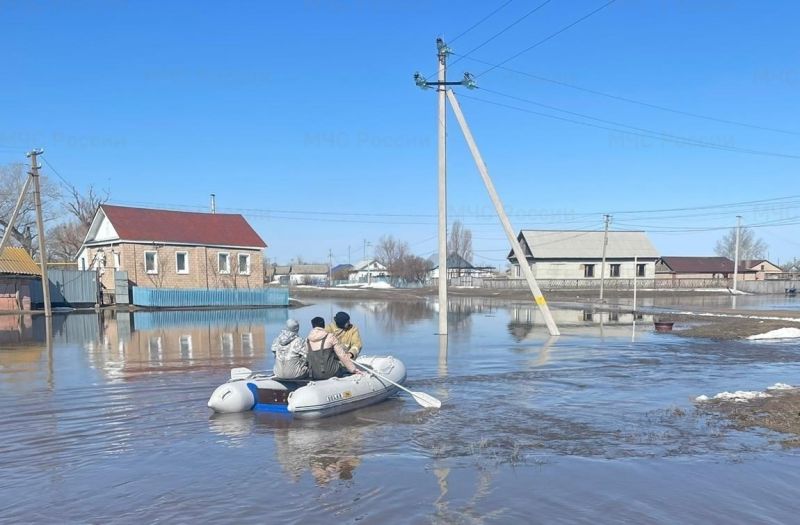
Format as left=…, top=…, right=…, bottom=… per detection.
left=475, top=0, right=619, bottom=79
left=451, top=54, right=800, bottom=136
left=447, top=0, right=517, bottom=45
left=456, top=91, right=800, bottom=160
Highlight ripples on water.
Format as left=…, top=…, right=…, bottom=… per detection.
left=1, top=300, right=800, bottom=523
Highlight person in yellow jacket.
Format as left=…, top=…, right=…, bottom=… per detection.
left=325, top=311, right=363, bottom=359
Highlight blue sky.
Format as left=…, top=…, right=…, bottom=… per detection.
left=1, top=0, right=799, bottom=266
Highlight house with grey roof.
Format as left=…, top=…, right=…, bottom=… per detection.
left=507, top=230, right=660, bottom=281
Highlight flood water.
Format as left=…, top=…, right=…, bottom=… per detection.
left=2, top=298, right=800, bottom=524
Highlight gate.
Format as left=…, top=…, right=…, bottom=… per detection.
left=114, top=271, right=130, bottom=305
left=31, top=269, right=99, bottom=307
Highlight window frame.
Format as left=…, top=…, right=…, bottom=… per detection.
left=237, top=253, right=251, bottom=275
left=218, top=252, right=230, bottom=274
left=584, top=264, right=595, bottom=278
left=144, top=250, right=159, bottom=274
left=609, top=264, right=621, bottom=277
left=636, top=263, right=646, bottom=277
left=176, top=251, right=190, bottom=274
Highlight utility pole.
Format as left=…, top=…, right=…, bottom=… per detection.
left=414, top=39, right=476, bottom=335
left=29, top=149, right=52, bottom=318
left=363, top=239, right=371, bottom=260
left=632, top=255, right=638, bottom=313
left=328, top=249, right=333, bottom=286
left=733, top=215, right=741, bottom=293
left=348, top=245, right=351, bottom=265
left=599, top=214, right=611, bottom=302
left=0, top=172, right=34, bottom=254
left=210, top=193, right=216, bottom=214
left=446, top=91, right=559, bottom=336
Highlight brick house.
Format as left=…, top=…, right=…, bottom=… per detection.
left=77, top=205, right=266, bottom=291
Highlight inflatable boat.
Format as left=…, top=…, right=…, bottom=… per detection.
left=207, top=356, right=407, bottom=419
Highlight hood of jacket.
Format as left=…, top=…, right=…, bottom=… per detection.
left=276, top=329, right=299, bottom=346
left=307, top=327, right=331, bottom=343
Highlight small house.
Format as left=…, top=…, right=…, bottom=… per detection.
left=738, top=259, right=783, bottom=280
left=656, top=256, right=735, bottom=280
left=348, top=259, right=388, bottom=283
left=0, top=247, right=41, bottom=311
left=427, top=253, right=495, bottom=280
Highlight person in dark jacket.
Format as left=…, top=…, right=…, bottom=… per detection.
left=306, top=316, right=362, bottom=380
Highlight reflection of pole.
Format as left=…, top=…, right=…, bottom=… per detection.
left=29, top=150, right=52, bottom=318
left=447, top=90, right=559, bottom=336
left=437, top=334, right=448, bottom=378
left=46, top=315, right=53, bottom=390
left=437, top=38, right=448, bottom=336
left=733, top=215, right=741, bottom=293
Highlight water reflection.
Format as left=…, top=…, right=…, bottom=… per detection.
left=509, top=306, right=653, bottom=340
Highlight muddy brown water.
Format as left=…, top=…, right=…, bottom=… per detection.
left=1, top=299, right=799, bottom=524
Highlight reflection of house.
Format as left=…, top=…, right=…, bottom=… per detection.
left=738, top=259, right=783, bottom=280
left=508, top=230, right=659, bottom=280
left=656, top=256, right=734, bottom=280
left=77, top=205, right=266, bottom=291
left=427, top=253, right=495, bottom=280
left=348, top=259, right=388, bottom=283
left=272, top=264, right=329, bottom=285
left=0, top=247, right=42, bottom=310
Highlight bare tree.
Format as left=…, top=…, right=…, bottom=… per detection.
left=47, top=183, right=109, bottom=262
left=448, top=220, right=473, bottom=262
left=374, top=235, right=409, bottom=270
left=714, top=226, right=768, bottom=261
left=392, top=254, right=430, bottom=284
left=0, top=163, right=62, bottom=257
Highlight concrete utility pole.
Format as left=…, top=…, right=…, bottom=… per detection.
left=414, top=38, right=477, bottom=335
left=210, top=193, right=216, bottom=214
left=599, top=214, right=611, bottom=302
left=328, top=249, right=333, bottom=286
left=363, top=239, right=371, bottom=260
left=733, top=215, right=741, bottom=293
left=447, top=90, right=559, bottom=336
left=0, top=172, right=34, bottom=254
left=632, top=255, right=638, bottom=313
left=29, top=149, right=52, bottom=318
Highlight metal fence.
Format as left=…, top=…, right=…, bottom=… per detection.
left=480, top=277, right=733, bottom=290
left=131, top=286, right=289, bottom=308
left=31, top=269, right=99, bottom=306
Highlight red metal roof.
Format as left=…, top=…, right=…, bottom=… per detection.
left=659, top=256, right=735, bottom=273
left=100, top=205, right=266, bottom=248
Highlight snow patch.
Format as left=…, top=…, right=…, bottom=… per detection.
left=695, top=383, right=795, bottom=403
left=364, top=281, right=393, bottom=289
left=747, top=327, right=800, bottom=340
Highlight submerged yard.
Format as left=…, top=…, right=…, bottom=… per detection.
left=1, top=295, right=799, bottom=523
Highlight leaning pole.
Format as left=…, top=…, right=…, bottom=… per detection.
left=446, top=89, right=560, bottom=336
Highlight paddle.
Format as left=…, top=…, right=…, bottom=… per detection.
left=353, top=361, right=441, bottom=409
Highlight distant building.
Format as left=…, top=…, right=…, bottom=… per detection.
left=656, top=256, right=735, bottom=280
left=348, top=259, right=389, bottom=283
left=508, top=230, right=659, bottom=280
left=427, top=253, right=495, bottom=281
left=738, top=259, right=783, bottom=280
left=0, top=247, right=41, bottom=310
left=77, top=205, right=266, bottom=290
left=331, top=264, right=353, bottom=281
left=272, top=264, right=329, bottom=285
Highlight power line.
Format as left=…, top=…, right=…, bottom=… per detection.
left=451, top=54, right=800, bottom=136
left=475, top=0, right=619, bottom=79
left=447, top=0, right=517, bottom=45
left=456, top=91, right=800, bottom=160
left=448, top=0, right=553, bottom=70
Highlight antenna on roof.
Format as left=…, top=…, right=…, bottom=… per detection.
left=210, top=193, right=216, bottom=214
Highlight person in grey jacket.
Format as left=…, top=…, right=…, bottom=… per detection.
left=272, top=319, right=308, bottom=379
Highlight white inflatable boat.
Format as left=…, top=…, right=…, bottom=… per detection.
left=207, top=356, right=407, bottom=419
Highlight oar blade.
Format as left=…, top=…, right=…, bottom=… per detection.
left=411, top=391, right=441, bottom=409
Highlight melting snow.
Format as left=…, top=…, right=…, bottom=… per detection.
left=695, top=383, right=796, bottom=403
left=747, top=327, right=800, bottom=340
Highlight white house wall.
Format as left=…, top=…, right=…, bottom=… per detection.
left=515, top=260, right=656, bottom=279
left=92, top=215, right=120, bottom=243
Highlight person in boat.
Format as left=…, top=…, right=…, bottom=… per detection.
left=307, top=316, right=362, bottom=380
left=325, top=311, right=363, bottom=359
left=271, top=318, right=308, bottom=379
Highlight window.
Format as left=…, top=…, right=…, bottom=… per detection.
left=144, top=251, right=158, bottom=274
left=113, top=252, right=121, bottom=270
left=637, top=263, right=646, bottom=277
left=582, top=310, right=594, bottom=322
left=238, top=253, right=251, bottom=275
left=218, top=252, right=230, bottom=274
left=176, top=251, right=189, bottom=274
left=610, top=264, right=621, bottom=277
left=584, top=264, right=595, bottom=277
left=608, top=311, right=619, bottom=322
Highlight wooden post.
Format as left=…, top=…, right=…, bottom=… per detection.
left=28, top=149, right=51, bottom=317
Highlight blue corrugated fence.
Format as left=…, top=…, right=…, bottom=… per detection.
left=132, top=287, right=289, bottom=308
